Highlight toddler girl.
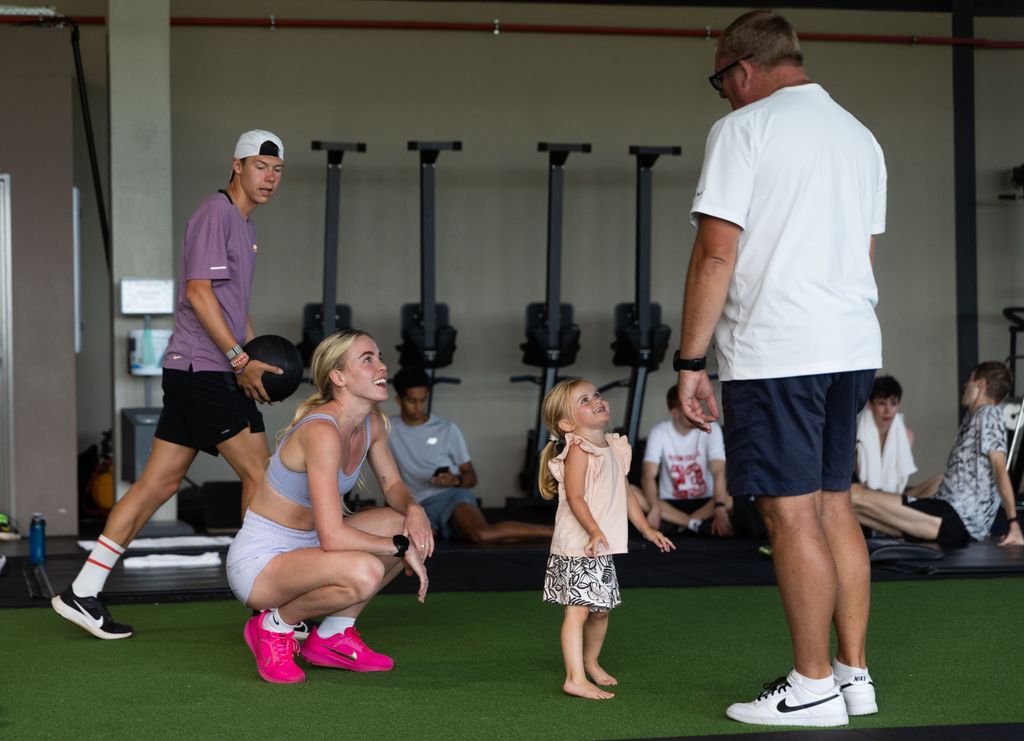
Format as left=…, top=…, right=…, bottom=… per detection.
left=539, top=378, right=675, bottom=700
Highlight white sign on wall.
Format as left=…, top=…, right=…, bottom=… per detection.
left=120, top=278, right=174, bottom=315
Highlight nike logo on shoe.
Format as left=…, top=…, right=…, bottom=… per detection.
left=776, top=694, right=840, bottom=713
left=326, top=647, right=358, bottom=661
left=72, top=600, right=106, bottom=629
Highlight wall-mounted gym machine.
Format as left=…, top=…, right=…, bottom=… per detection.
left=605, top=146, right=680, bottom=454
left=511, top=142, right=590, bottom=496
left=299, top=140, right=365, bottom=366
left=395, top=141, right=462, bottom=413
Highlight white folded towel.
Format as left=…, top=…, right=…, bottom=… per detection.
left=856, top=409, right=917, bottom=494
left=122, top=552, right=222, bottom=570
left=77, top=536, right=233, bottom=551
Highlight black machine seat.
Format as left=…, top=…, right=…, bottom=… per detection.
left=397, top=303, right=457, bottom=369
left=611, top=303, right=671, bottom=370
left=299, top=302, right=352, bottom=367
left=520, top=302, right=580, bottom=369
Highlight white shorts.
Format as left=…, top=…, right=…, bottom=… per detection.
left=226, top=510, right=320, bottom=605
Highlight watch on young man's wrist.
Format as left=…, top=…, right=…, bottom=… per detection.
left=392, top=534, right=410, bottom=557
left=672, top=351, right=706, bottom=372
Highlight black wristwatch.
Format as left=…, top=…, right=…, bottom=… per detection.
left=392, top=534, right=410, bottom=557
left=673, top=351, right=706, bottom=372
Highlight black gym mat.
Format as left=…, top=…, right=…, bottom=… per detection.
left=3, top=534, right=1022, bottom=609
left=872, top=539, right=1024, bottom=576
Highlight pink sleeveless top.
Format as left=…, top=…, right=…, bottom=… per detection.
left=547, top=432, right=632, bottom=557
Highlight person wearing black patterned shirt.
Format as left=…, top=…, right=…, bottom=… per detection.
left=852, top=361, right=1023, bottom=547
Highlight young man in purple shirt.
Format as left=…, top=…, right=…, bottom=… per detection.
left=53, top=130, right=285, bottom=639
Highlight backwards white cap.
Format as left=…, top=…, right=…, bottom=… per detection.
left=234, top=129, right=284, bottom=160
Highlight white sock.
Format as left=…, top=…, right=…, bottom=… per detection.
left=832, top=659, right=867, bottom=680
left=317, top=616, right=356, bottom=638
left=687, top=518, right=703, bottom=533
left=262, top=608, right=296, bottom=634
left=71, top=535, right=125, bottom=597
left=791, top=669, right=837, bottom=695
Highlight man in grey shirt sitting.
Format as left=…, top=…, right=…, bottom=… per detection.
left=389, top=367, right=553, bottom=543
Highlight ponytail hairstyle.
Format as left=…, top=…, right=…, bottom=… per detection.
left=537, top=378, right=587, bottom=500
left=280, top=329, right=390, bottom=441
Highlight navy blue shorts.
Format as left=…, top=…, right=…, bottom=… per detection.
left=420, top=488, right=478, bottom=539
left=722, top=370, right=875, bottom=497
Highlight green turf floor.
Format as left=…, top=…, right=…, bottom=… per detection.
left=5, top=579, right=1023, bottom=740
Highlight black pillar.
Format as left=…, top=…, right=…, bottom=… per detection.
left=952, top=2, right=978, bottom=402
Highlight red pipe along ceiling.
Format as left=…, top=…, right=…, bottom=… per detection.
left=2, top=13, right=1023, bottom=49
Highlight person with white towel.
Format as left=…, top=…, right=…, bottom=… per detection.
left=852, top=375, right=919, bottom=496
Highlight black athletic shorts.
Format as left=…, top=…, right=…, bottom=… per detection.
left=664, top=499, right=714, bottom=515
left=904, top=496, right=971, bottom=547
left=154, top=368, right=265, bottom=456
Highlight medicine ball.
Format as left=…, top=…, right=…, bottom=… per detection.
left=243, top=335, right=304, bottom=402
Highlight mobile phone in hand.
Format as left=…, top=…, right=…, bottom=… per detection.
left=433, top=466, right=449, bottom=477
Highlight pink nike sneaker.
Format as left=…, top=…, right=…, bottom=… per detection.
left=243, top=613, right=305, bottom=684
left=299, top=626, right=394, bottom=672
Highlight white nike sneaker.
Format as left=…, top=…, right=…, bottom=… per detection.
left=833, top=659, right=878, bottom=715
left=726, top=670, right=849, bottom=727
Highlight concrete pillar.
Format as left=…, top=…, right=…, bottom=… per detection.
left=0, top=28, right=77, bottom=534
left=108, top=0, right=175, bottom=521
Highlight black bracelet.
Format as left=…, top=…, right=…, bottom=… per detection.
left=392, top=534, right=410, bottom=557
left=714, top=501, right=726, bottom=508
left=1008, top=517, right=1018, bottom=525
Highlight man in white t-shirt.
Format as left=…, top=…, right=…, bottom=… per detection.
left=640, top=385, right=732, bottom=536
left=675, top=11, right=885, bottom=728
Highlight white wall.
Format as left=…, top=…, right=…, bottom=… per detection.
left=976, top=17, right=1024, bottom=386
left=55, top=1, right=1023, bottom=509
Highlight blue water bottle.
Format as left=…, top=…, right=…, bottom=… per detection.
left=28, top=513, right=46, bottom=565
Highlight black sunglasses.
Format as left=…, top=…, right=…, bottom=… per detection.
left=708, top=54, right=754, bottom=92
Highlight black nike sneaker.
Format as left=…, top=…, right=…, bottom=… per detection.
left=51, top=586, right=133, bottom=639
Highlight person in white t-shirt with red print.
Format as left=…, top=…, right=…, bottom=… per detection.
left=639, top=385, right=732, bottom=536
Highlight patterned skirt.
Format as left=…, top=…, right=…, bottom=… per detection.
left=542, top=554, right=621, bottom=612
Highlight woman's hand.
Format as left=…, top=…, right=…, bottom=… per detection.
left=584, top=529, right=609, bottom=557
left=403, top=503, right=435, bottom=559
left=400, top=544, right=429, bottom=603
left=644, top=528, right=676, bottom=553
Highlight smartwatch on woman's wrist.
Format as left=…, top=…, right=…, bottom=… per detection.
left=392, top=534, right=410, bottom=557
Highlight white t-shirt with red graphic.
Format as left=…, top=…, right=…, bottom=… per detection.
left=643, top=420, right=725, bottom=501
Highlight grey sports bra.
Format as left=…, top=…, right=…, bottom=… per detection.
left=265, top=413, right=372, bottom=508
